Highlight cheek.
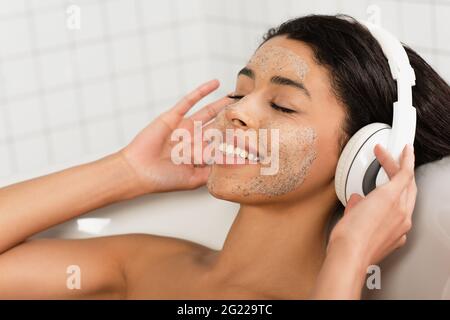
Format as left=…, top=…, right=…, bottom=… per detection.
left=268, top=125, right=318, bottom=192
left=235, top=124, right=318, bottom=197
left=303, top=126, right=343, bottom=188
left=205, top=121, right=321, bottom=201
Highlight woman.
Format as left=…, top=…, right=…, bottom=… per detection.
left=0, top=15, right=448, bottom=299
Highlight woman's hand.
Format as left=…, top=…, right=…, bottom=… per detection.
left=329, top=143, right=416, bottom=268
left=311, top=143, right=416, bottom=299
left=118, top=79, right=231, bottom=195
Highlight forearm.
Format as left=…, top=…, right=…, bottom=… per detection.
left=310, top=239, right=367, bottom=300
left=0, top=152, right=143, bottom=254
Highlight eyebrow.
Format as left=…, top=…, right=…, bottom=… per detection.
left=238, top=67, right=311, bottom=99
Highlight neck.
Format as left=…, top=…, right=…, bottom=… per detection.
left=206, top=185, right=338, bottom=299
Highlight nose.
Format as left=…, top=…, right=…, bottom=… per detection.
left=225, top=99, right=257, bottom=130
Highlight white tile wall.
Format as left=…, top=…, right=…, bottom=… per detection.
left=8, top=97, right=44, bottom=138
left=110, top=35, right=143, bottom=72
left=74, top=43, right=109, bottom=81
left=34, top=8, right=70, bottom=48
left=436, top=2, right=450, bottom=51
left=0, top=16, right=31, bottom=57
left=402, top=1, right=434, bottom=48
left=49, top=126, right=84, bottom=163
left=13, top=133, right=48, bottom=172
left=0, top=0, right=25, bottom=16
left=40, top=50, right=74, bottom=87
left=72, top=3, right=105, bottom=42
left=116, top=73, right=148, bottom=108
left=81, top=81, right=113, bottom=119
left=105, top=0, right=139, bottom=35
left=139, top=0, right=174, bottom=26
left=44, top=88, right=80, bottom=128
left=0, top=143, right=11, bottom=178
left=2, top=56, right=37, bottom=96
left=0, top=0, right=448, bottom=181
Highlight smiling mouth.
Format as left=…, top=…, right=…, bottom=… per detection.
left=218, top=142, right=260, bottom=162
left=208, top=141, right=262, bottom=166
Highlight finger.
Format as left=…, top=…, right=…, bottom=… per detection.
left=374, top=144, right=399, bottom=179
left=189, top=95, right=232, bottom=123
left=159, top=79, right=220, bottom=130
left=399, top=162, right=417, bottom=214
left=385, top=144, right=415, bottom=197
left=405, top=175, right=418, bottom=218
left=344, top=193, right=364, bottom=212
left=172, top=79, right=220, bottom=116
left=189, top=166, right=211, bottom=188
left=385, top=234, right=408, bottom=254
left=395, top=234, right=407, bottom=249
left=202, top=120, right=216, bottom=133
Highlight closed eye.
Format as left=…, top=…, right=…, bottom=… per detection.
left=227, top=94, right=245, bottom=100
left=270, top=103, right=295, bottom=114
left=227, top=95, right=296, bottom=114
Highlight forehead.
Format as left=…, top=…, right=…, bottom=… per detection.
left=246, top=36, right=335, bottom=96
left=249, top=36, right=316, bottom=72
left=244, top=36, right=333, bottom=92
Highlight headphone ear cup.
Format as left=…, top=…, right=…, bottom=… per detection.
left=335, top=123, right=391, bottom=206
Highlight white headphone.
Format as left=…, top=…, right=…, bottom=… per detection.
left=335, top=20, right=417, bottom=206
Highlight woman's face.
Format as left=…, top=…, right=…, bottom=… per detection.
left=207, top=36, right=346, bottom=205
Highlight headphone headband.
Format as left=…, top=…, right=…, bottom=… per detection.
left=360, top=20, right=417, bottom=185
left=362, top=22, right=416, bottom=85
left=335, top=18, right=418, bottom=205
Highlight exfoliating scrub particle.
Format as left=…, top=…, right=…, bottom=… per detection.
left=248, top=45, right=309, bottom=81
left=232, top=125, right=317, bottom=197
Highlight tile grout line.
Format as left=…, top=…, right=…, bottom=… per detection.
left=134, top=0, right=155, bottom=121
left=0, top=54, right=209, bottom=106
left=169, top=0, right=186, bottom=101
left=0, top=96, right=181, bottom=146
left=0, top=55, right=18, bottom=174
left=24, top=0, right=53, bottom=165
left=65, top=0, right=90, bottom=155
left=99, top=0, right=132, bottom=148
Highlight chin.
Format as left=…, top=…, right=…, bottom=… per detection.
left=207, top=186, right=271, bottom=205
left=206, top=167, right=286, bottom=205
left=207, top=173, right=251, bottom=204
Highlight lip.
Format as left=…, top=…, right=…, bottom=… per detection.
left=230, top=134, right=260, bottom=159
left=209, top=130, right=262, bottom=159
left=207, top=139, right=261, bottom=166
left=214, top=150, right=260, bottom=167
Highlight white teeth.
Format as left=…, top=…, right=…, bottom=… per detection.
left=218, top=142, right=258, bottom=161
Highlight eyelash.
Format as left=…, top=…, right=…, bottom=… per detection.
left=227, top=95, right=296, bottom=114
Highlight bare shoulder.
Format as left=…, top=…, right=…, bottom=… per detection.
left=116, top=235, right=271, bottom=299
left=0, top=233, right=211, bottom=299
left=111, top=233, right=214, bottom=298
left=108, top=233, right=210, bottom=258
